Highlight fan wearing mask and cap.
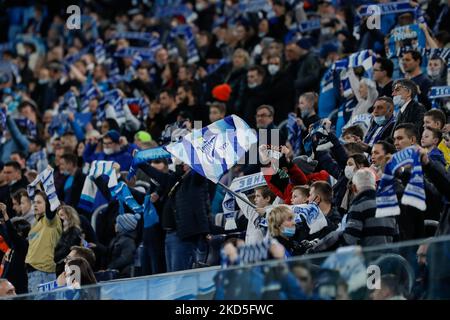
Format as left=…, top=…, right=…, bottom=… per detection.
left=364, top=96, right=396, bottom=148
left=82, top=129, right=133, bottom=171
left=265, top=54, right=296, bottom=124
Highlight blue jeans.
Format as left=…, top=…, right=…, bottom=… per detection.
left=28, top=270, right=56, bottom=294
left=142, top=225, right=166, bottom=275
left=165, top=231, right=207, bottom=272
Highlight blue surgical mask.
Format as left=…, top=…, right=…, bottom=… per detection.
left=373, top=115, right=387, bottom=126
left=393, top=95, right=405, bottom=108
left=281, top=226, right=296, bottom=238
left=301, top=110, right=310, bottom=118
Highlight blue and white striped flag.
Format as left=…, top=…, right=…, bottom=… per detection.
left=165, top=115, right=257, bottom=183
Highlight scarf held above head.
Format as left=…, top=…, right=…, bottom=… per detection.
left=376, top=146, right=426, bottom=218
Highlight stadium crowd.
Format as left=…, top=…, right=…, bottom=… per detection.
left=0, top=0, right=449, bottom=300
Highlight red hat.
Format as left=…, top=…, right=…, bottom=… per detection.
left=212, top=84, right=232, bottom=102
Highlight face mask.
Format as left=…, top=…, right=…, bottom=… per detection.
left=344, top=165, right=355, bottom=180
left=196, top=2, right=206, bottom=11
left=103, top=148, right=114, bottom=155
left=281, top=226, right=296, bottom=238
left=267, top=64, right=280, bottom=75
left=301, top=109, right=310, bottom=118
left=258, top=32, right=266, bottom=38
left=38, top=79, right=49, bottom=85
left=373, top=115, right=387, bottom=126
left=9, top=180, right=17, bottom=186
left=322, top=28, right=333, bottom=36
left=427, top=67, right=440, bottom=79
left=61, top=170, right=71, bottom=176
left=393, top=95, right=405, bottom=108
left=248, top=82, right=258, bottom=89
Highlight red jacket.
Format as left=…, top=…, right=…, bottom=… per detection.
left=263, top=164, right=330, bottom=204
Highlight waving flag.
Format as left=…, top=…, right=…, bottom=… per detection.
left=165, top=115, right=257, bottom=183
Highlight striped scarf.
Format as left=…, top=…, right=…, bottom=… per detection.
left=376, top=147, right=426, bottom=218
left=27, top=166, right=61, bottom=211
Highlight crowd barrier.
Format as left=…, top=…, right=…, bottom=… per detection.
left=8, top=235, right=450, bottom=300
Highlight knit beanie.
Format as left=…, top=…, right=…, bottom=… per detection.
left=212, top=84, right=232, bottom=102
left=116, top=213, right=141, bottom=233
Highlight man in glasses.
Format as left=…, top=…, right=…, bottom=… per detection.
left=392, top=78, right=427, bottom=137
left=373, top=57, right=394, bottom=99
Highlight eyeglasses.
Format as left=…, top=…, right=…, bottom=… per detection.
left=103, top=141, right=114, bottom=146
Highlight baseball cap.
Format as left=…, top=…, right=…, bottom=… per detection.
left=103, top=130, right=120, bottom=143
left=135, top=131, right=152, bottom=143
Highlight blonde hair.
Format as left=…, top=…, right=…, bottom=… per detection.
left=232, top=48, right=250, bottom=68
left=268, top=205, right=294, bottom=237
left=58, top=205, right=81, bottom=231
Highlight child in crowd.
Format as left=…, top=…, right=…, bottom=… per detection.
left=421, top=126, right=446, bottom=167
left=236, top=186, right=276, bottom=245
left=291, top=186, right=310, bottom=205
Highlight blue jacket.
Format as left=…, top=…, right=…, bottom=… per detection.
left=428, top=147, right=446, bottom=168
left=0, top=116, right=29, bottom=163
left=83, top=143, right=133, bottom=171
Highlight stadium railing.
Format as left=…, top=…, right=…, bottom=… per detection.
left=7, top=235, right=450, bottom=300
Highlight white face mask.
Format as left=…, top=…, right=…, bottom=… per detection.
left=103, top=148, right=114, bottom=155
left=393, top=95, right=405, bottom=107
left=268, top=64, right=280, bottom=75
left=248, top=82, right=258, bottom=89
left=344, top=165, right=355, bottom=180
left=427, top=67, right=440, bottom=79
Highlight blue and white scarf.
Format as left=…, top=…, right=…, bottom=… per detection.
left=79, top=161, right=119, bottom=212
left=27, top=166, right=61, bottom=211
left=169, top=25, right=200, bottom=64
left=111, top=181, right=144, bottom=216
left=287, top=112, right=302, bottom=156
left=14, top=117, right=37, bottom=138
left=429, top=86, right=450, bottom=109
left=292, top=202, right=328, bottom=235
left=376, top=147, right=426, bottom=218
left=127, top=146, right=172, bottom=180
left=26, top=149, right=48, bottom=172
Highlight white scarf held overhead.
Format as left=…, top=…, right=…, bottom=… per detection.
left=27, top=166, right=61, bottom=212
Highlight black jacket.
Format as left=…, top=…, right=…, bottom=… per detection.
left=422, top=160, right=450, bottom=236
left=107, top=231, right=136, bottom=278
left=266, top=70, right=296, bottom=125
left=393, top=100, right=427, bottom=137
left=173, top=170, right=211, bottom=240
left=294, top=52, right=321, bottom=97
left=61, top=169, right=86, bottom=210
left=54, top=227, right=82, bottom=275
left=2, top=220, right=29, bottom=294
